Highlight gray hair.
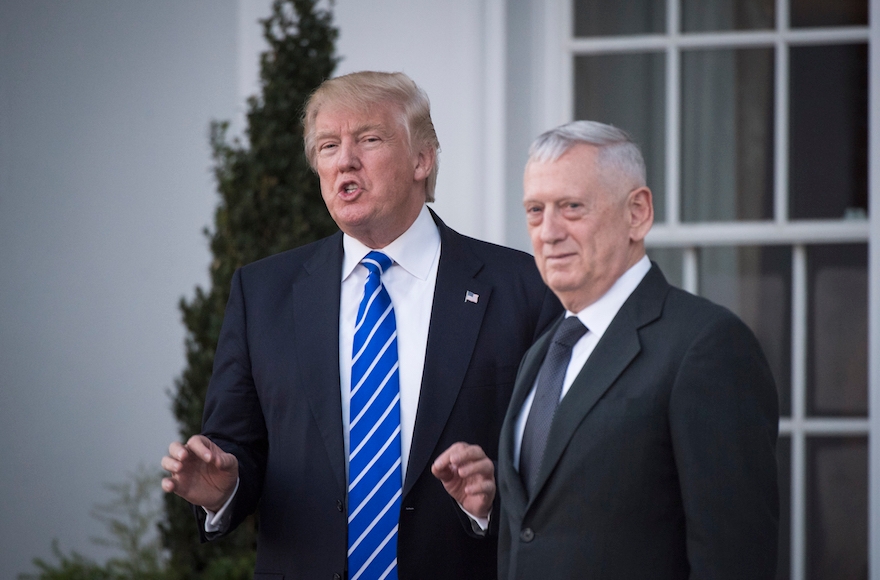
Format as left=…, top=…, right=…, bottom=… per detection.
left=303, top=71, right=441, bottom=202
left=528, top=120, right=646, bottom=191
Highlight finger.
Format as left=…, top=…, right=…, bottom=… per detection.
left=214, top=451, right=238, bottom=473
left=160, top=456, right=182, bottom=474
left=432, top=445, right=463, bottom=477
left=450, top=444, right=488, bottom=465
left=437, top=445, right=486, bottom=472
left=168, top=441, right=188, bottom=461
left=455, top=457, right=494, bottom=479
left=161, top=477, right=176, bottom=493
left=433, top=442, right=463, bottom=469
left=431, top=458, right=456, bottom=481
left=464, top=478, right=496, bottom=496
left=185, top=434, right=215, bottom=462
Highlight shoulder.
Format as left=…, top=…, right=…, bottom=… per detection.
left=664, top=285, right=743, bottom=329
left=458, top=233, right=538, bottom=271
left=437, top=217, right=540, bottom=279
left=646, top=282, right=765, bottom=365
left=237, top=232, right=342, bottom=287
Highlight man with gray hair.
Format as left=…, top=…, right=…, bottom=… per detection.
left=161, top=71, right=560, bottom=580
left=451, top=120, right=779, bottom=578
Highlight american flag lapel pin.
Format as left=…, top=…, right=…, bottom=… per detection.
left=465, top=290, right=479, bottom=304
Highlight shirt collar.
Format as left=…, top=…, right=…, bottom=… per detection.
left=568, top=255, right=651, bottom=338
left=341, top=204, right=441, bottom=281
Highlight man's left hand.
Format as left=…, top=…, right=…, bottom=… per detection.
left=432, top=442, right=495, bottom=519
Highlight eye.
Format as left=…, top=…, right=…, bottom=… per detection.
left=318, top=142, right=337, bottom=154
left=560, top=201, right=587, bottom=217
left=524, top=204, right=543, bottom=222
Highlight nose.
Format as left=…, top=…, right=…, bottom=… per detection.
left=336, top=140, right=361, bottom=172
left=539, top=208, right=566, bottom=244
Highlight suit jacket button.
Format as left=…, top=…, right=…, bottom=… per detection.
left=520, top=528, right=534, bottom=542
left=333, top=574, right=341, bottom=580
left=336, top=500, right=343, bottom=512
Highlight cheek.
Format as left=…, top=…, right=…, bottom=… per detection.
left=527, top=227, right=542, bottom=251
left=318, top=183, right=334, bottom=206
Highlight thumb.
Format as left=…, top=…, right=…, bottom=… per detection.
left=185, top=434, right=220, bottom=463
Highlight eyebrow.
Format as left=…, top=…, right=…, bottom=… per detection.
left=315, top=123, right=388, bottom=143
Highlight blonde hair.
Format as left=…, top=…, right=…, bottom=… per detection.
left=303, top=71, right=441, bottom=201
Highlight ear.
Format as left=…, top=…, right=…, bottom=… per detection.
left=627, top=186, right=654, bottom=242
left=413, top=146, right=435, bottom=182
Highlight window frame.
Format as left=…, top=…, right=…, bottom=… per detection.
left=534, top=0, right=880, bottom=578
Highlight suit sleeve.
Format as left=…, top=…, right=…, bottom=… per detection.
left=668, top=312, right=779, bottom=579
left=197, top=267, right=269, bottom=539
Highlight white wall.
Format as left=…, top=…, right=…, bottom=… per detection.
left=0, top=1, right=238, bottom=575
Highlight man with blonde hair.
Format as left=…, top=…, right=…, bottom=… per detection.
left=161, top=71, right=560, bottom=580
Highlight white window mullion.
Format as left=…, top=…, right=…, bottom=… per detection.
left=481, top=0, right=507, bottom=245
left=559, top=0, right=573, bottom=126
left=682, top=247, right=697, bottom=294
left=540, top=0, right=567, bottom=131
left=665, top=0, right=681, bottom=227
left=774, top=0, right=789, bottom=224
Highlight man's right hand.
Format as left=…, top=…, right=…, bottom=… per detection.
left=161, top=434, right=238, bottom=512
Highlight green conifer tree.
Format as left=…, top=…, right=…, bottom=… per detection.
left=161, top=1, right=338, bottom=577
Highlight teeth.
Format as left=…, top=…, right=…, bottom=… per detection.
left=344, top=184, right=358, bottom=193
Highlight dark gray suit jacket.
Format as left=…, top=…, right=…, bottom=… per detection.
left=498, top=264, right=779, bottom=580
left=199, top=211, right=561, bottom=580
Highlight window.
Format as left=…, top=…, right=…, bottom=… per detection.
left=559, top=1, right=874, bottom=577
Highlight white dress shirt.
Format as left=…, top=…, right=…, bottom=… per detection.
left=339, top=204, right=440, bottom=477
left=512, top=255, right=651, bottom=470
left=206, top=205, right=440, bottom=531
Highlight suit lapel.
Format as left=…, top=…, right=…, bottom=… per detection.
left=291, top=233, right=346, bottom=490
left=403, top=213, right=491, bottom=496
left=498, top=322, right=559, bottom=518
left=528, top=265, right=670, bottom=502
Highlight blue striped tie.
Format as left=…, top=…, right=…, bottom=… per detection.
left=348, top=251, right=402, bottom=580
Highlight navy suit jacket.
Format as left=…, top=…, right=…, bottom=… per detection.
left=498, top=264, right=779, bottom=580
left=199, top=211, right=561, bottom=579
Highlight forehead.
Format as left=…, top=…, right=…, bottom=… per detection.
left=314, top=102, right=404, bottom=136
left=523, top=144, right=602, bottom=196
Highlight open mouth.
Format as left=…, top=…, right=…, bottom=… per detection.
left=339, top=181, right=361, bottom=197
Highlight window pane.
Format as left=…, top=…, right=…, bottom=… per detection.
left=777, top=436, right=791, bottom=580
left=806, top=437, right=868, bottom=580
left=789, top=44, right=868, bottom=220
left=807, top=244, right=867, bottom=416
left=646, top=247, right=682, bottom=288
left=681, top=48, right=774, bottom=222
left=574, top=52, right=666, bottom=221
left=682, top=0, right=774, bottom=31
left=791, top=0, right=868, bottom=27
left=698, top=246, right=791, bottom=416
left=573, top=0, right=665, bottom=36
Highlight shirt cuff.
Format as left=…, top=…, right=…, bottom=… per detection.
left=459, top=503, right=491, bottom=536
left=203, top=478, right=240, bottom=533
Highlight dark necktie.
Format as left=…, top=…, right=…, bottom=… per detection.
left=348, top=251, right=402, bottom=580
left=519, top=316, right=588, bottom=498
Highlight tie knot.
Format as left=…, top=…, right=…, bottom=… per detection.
left=362, top=251, right=393, bottom=276
left=553, top=316, right=587, bottom=348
